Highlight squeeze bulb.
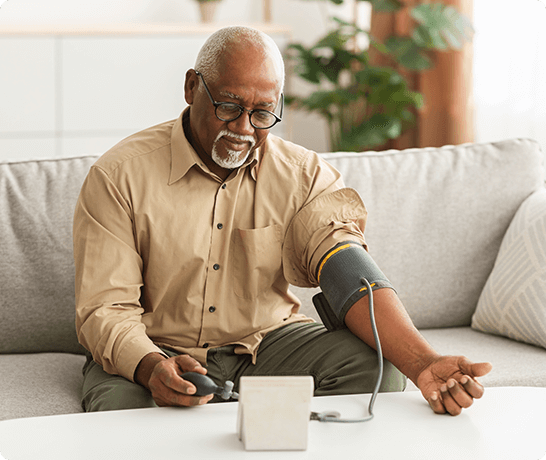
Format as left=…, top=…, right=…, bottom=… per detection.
left=180, top=372, right=238, bottom=400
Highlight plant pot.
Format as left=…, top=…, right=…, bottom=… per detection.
left=198, top=1, right=220, bottom=23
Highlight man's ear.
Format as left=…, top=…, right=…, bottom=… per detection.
left=184, top=69, right=198, bottom=105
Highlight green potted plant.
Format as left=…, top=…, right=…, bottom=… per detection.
left=195, top=0, right=222, bottom=23
left=286, top=0, right=473, bottom=151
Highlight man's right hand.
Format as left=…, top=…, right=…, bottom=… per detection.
left=135, top=352, right=214, bottom=407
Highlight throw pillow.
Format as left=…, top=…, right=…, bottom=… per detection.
left=472, top=189, right=546, bottom=348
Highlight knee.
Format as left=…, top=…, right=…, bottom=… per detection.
left=311, top=329, right=409, bottom=395
left=82, top=352, right=158, bottom=412
left=379, top=359, right=407, bottom=392
left=83, top=382, right=157, bottom=412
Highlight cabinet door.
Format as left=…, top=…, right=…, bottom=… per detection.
left=0, top=37, right=56, bottom=133
left=0, top=37, right=56, bottom=161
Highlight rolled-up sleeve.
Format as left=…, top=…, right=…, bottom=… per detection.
left=73, top=165, right=163, bottom=381
left=283, top=179, right=368, bottom=287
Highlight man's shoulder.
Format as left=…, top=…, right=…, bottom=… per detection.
left=264, top=134, right=320, bottom=166
left=94, top=118, right=177, bottom=175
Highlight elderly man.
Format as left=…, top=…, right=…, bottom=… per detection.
left=74, top=26, right=491, bottom=416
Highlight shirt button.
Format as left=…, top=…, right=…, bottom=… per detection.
left=213, top=264, right=220, bottom=270
left=209, top=306, right=216, bottom=313
left=221, top=184, right=227, bottom=189
left=202, top=343, right=209, bottom=349
left=217, top=223, right=223, bottom=230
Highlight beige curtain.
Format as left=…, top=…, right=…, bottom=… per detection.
left=370, top=0, right=474, bottom=149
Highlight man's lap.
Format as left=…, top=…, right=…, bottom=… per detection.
left=81, top=323, right=407, bottom=412
left=81, top=350, right=157, bottom=412
left=242, top=323, right=407, bottom=395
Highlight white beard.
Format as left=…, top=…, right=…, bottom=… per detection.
left=211, top=130, right=256, bottom=169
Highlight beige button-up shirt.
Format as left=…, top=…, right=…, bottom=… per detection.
left=74, top=110, right=367, bottom=382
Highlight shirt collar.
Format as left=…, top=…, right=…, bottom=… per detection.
left=169, top=108, right=200, bottom=185
left=169, top=108, right=261, bottom=185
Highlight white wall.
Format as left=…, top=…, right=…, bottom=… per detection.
left=473, top=0, right=546, bottom=167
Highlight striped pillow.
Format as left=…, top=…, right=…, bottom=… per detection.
left=472, top=189, right=546, bottom=348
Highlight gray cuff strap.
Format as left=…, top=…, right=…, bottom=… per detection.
left=317, top=242, right=395, bottom=323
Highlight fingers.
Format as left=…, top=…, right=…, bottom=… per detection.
left=149, top=355, right=213, bottom=407
left=175, top=354, right=207, bottom=375
left=440, top=379, right=473, bottom=416
left=458, top=357, right=493, bottom=378
left=460, top=374, right=485, bottom=399
left=155, top=391, right=214, bottom=408
left=427, top=391, right=446, bottom=415
left=470, top=362, right=493, bottom=378
left=428, top=376, right=485, bottom=416
left=421, top=356, right=492, bottom=416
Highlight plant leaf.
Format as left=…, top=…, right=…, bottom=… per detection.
left=356, top=67, right=395, bottom=87
left=314, top=29, right=349, bottom=50
left=339, top=114, right=401, bottom=151
left=286, top=44, right=323, bottom=84
left=384, top=36, right=433, bottom=70
left=367, top=0, right=403, bottom=13
left=410, top=3, right=474, bottom=50
left=400, top=108, right=416, bottom=123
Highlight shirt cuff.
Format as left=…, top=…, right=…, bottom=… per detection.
left=116, top=336, right=166, bottom=382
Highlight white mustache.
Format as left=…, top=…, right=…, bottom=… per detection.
left=215, top=130, right=256, bottom=150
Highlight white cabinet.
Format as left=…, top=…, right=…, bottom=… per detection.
left=0, top=37, right=56, bottom=133
left=0, top=37, right=57, bottom=160
left=0, top=26, right=291, bottom=161
left=61, top=36, right=202, bottom=133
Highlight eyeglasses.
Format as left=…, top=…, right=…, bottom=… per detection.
left=195, top=70, right=283, bottom=130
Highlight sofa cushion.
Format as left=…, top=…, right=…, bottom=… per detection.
left=0, top=155, right=99, bottom=354
left=321, top=139, right=544, bottom=328
left=419, top=327, right=546, bottom=387
left=472, top=189, right=546, bottom=348
left=0, top=353, right=86, bottom=420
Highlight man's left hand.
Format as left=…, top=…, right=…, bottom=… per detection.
left=416, top=356, right=493, bottom=416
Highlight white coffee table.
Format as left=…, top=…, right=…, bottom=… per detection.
left=1, top=387, right=545, bottom=460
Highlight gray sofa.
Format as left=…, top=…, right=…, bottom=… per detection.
left=1, top=138, right=545, bottom=421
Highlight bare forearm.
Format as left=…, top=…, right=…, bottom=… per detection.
left=344, top=288, right=440, bottom=384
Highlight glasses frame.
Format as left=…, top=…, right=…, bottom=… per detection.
left=194, top=70, right=283, bottom=130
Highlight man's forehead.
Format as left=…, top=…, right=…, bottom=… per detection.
left=218, top=44, right=284, bottom=94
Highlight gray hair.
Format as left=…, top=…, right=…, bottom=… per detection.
left=195, top=26, right=285, bottom=92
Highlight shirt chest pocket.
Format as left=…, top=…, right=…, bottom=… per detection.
left=231, top=225, right=282, bottom=300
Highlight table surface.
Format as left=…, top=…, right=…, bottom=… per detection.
left=1, top=387, right=545, bottom=460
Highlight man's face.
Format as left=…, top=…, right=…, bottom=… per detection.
left=185, top=46, right=282, bottom=171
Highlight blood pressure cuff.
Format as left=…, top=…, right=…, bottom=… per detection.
left=313, top=242, right=395, bottom=331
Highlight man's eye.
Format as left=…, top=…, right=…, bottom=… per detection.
left=254, top=111, right=272, bottom=122
left=219, top=104, right=240, bottom=114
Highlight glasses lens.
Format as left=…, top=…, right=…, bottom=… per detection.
left=216, top=103, right=243, bottom=121
left=215, top=102, right=280, bottom=129
left=251, top=110, right=277, bottom=129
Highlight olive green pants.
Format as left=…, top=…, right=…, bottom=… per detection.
left=81, top=323, right=407, bottom=412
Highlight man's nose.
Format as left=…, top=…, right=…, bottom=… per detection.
left=228, top=112, right=255, bottom=137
